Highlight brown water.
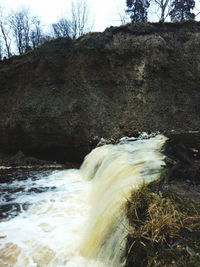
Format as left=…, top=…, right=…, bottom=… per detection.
left=0, top=134, right=167, bottom=267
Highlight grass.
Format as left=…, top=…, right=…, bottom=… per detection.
left=125, top=182, right=200, bottom=267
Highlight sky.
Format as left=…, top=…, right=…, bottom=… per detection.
left=0, top=0, right=128, bottom=32
left=1, top=0, right=199, bottom=33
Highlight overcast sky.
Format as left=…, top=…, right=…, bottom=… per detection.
left=0, top=0, right=128, bottom=32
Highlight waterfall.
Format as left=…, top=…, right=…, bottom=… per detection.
left=0, top=134, right=167, bottom=266
left=80, top=134, right=167, bottom=266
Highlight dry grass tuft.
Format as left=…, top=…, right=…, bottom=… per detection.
left=125, top=184, right=200, bottom=267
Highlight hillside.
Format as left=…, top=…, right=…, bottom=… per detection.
left=1, top=21, right=200, bottom=162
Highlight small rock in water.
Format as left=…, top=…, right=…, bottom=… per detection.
left=119, top=136, right=137, bottom=144
left=97, top=137, right=116, bottom=147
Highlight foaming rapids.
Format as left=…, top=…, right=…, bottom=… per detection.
left=0, top=170, right=93, bottom=267
left=0, top=134, right=167, bottom=267
left=80, top=134, right=167, bottom=266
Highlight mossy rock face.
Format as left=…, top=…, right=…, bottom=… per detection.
left=125, top=183, right=200, bottom=267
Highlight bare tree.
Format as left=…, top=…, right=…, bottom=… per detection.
left=0, top=9, right=12, bottom=58
left=52, top=18, right=71, bottom=38
left=70, top=0, right=93, bottom=39
left=9, top=7, right=31, bottom=54
left=151, top=0, right=172, bottom=21
left=0, top=38, right=3, bottom=60
left=118, top=9, right=131, bottom=25
left=30, top=16, right=43, bottom=49
left=51, top=0, right=93, bottom=40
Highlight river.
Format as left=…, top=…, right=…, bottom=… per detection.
left=0, top=134, right=167, bottom=267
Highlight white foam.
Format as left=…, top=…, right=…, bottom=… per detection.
left=0, top=169, right=93, bottom=266
left=0, top=134, right=167, bottom=267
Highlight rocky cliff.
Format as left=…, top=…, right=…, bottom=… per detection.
left=1, top=21, right=200, bottom=162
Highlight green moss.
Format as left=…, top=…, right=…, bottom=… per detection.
left=125, top=182, right=200, bottom=267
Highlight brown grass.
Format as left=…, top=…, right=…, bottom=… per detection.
left=125, top=184, right=200, bottom=267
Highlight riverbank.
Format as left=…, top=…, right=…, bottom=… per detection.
left=125, top=137, right=200, bottom=266
left=125, top=178, right=200, bottom=266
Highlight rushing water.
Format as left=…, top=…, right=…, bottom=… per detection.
left=0, top=134, right=167, bottom=267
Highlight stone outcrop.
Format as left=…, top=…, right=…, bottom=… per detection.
left=1, top=21, right=200, bottom=162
